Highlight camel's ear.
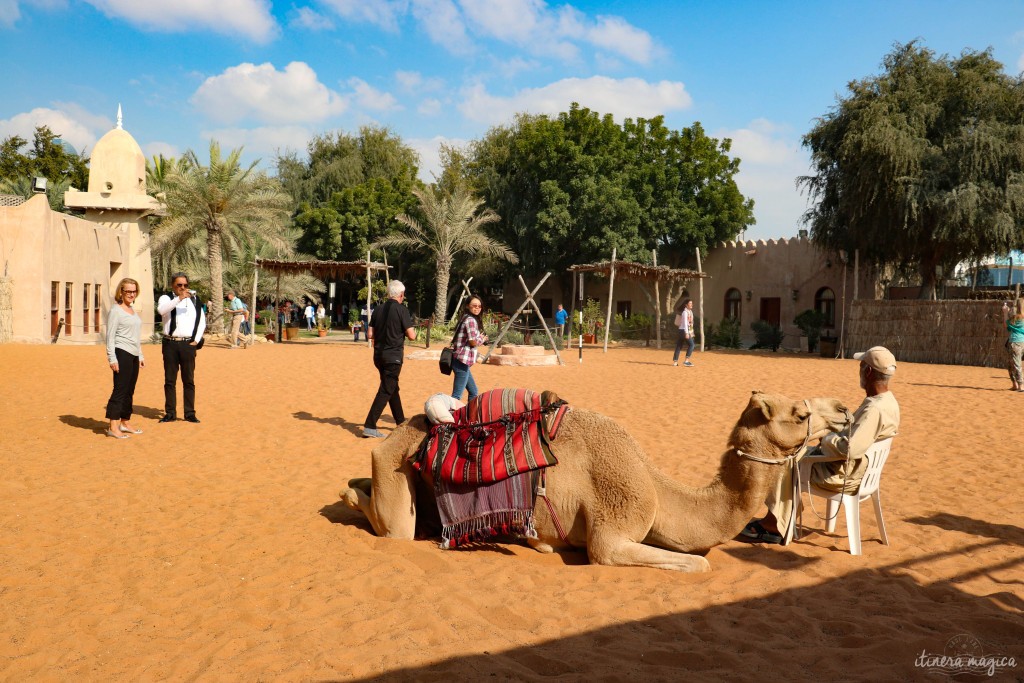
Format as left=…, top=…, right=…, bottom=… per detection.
left=748, top=392, right=774, bottom=421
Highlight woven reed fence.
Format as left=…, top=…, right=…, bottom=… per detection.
left=847, top=300, right=1010, bottom=368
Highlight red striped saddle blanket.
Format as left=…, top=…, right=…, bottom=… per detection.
left=411, top=388, right=569, bottom=548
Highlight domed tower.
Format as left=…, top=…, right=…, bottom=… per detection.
left=65, top=106, right=163, bottom=338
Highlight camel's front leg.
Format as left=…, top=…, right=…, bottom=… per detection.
left=589, top=536, right=711, bottom=572
left=340, top=466, right=417, bottom=540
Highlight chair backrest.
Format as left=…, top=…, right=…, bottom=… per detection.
left=855, top=436, right=895, bottom=498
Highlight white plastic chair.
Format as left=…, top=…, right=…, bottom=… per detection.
left=797, top=437, right=895, bottom=555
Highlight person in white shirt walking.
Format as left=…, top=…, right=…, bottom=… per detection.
left=157, top=272, right=206, bottom=423
left=304, top=303, right=315, bottom=331
left=673, top=298, right=696, bottom=367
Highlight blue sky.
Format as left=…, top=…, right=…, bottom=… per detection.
left=3, top=0, right=1023, bottom=240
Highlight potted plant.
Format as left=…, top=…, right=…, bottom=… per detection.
left=573, top=298, right=602, bottom=344
left=793, top=309, right=826, bottom=353
left=317, top=317, right=331, bottom=338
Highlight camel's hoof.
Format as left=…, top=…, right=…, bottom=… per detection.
left=340, top=488, right=361, bottom=509
left=693, top=556, right=711, bottom=572
left=527, top=537, right=555, bottom=554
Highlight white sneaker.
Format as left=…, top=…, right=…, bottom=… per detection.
left=684, top=360, right=694, bottom=367
left=673, top=361, right=678, bottom=366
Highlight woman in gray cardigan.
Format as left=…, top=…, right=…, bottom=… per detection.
left=104, top=278, right=145, bottom=438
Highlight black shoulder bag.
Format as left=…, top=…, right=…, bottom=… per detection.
left=439, top=315, right=467, bottom=376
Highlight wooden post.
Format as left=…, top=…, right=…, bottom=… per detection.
left=365, top=251, right=372, bottom=348
left=853, top=249, right=859, bottom=301
left=482, top=272, right=553, bottom=362
left=520, top=273, right=563, bottom=365
left=449, top=277, right=474, bottom=325
left=249, top=261, right=259, bottom=345
left=652, top=249, right=661, bottom=350
left=275, top=272, right=282, bottom=343
left=837, top=258, right=848, bottom=359
left=383, top=251, right=390, bottom=286
left=696, top=247, right=705, bottom=352
left=567, top=270, right=577, bottom=351
left=603, top=248, right=616, bottom=352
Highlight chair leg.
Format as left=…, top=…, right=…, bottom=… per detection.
left=872, top=491, right=888, bottom=546
left=845, top=494, right=862, bottom=555
left=825, top=498, right=840, bottom=533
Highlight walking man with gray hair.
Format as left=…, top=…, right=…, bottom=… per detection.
left=362, top=280, right=417, bottom=438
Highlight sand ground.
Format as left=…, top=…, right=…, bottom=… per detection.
left=1, top=338, right=1022, bottom=681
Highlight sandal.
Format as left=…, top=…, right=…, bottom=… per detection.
left=105, top=429, right=130, bottom=440
left=740, top=520, right=783, bottom=545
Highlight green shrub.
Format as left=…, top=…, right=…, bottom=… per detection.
left=793, top=309, right=826, bottom=352
left=707, top=317, right=742, bottom=348
left=750, top=319, right=784, bottom=351
left=613, top=312, right=653, bottom=340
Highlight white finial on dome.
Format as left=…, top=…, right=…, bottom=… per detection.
left=116, top=104, right=123, bottom=130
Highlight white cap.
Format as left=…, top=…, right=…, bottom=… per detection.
left=853, top=346, right=897, bottom=376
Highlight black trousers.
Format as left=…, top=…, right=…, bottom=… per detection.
left=364, top=355, right=405, bottom=429
left=162, top=338, right=197, bottom=418
left=105, top=348, right=140, bottom=420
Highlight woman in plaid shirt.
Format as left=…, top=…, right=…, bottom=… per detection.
left=451, top=296, right=489, bottom=401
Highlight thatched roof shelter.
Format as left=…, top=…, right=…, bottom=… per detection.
left=254, top=257, right=389, bottom=278
left=567, top=260, right=707, bottom=284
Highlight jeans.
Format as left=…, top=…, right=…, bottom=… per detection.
left=451, top=358, right=478, bottom=401
left=673, top=330, right=694, bottom=362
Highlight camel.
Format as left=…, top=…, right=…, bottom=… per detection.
left=340, top=391, right=849, bottom=572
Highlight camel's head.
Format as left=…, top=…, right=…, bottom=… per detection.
left=729, top=391, right=849, bottom=456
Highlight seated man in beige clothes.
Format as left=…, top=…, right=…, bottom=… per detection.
left=741, top=346, right=901, bottom=545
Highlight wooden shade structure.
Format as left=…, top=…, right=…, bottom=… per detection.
left=567, top=258, right=709, bottom=352
left=253, top=257, right=390, bottom=346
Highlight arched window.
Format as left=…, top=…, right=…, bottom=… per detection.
left=815, top=287, right=836, bottom=327
left=724, top=288, right=742, bottom=320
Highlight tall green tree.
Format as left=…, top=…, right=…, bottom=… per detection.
left=371, top=183, right=518, bottom=322
left=0, top=126, right=89, bottom=190
left=468, top=104, right=753, bottom=276
left=800, top=42, right=1024, bottom=299
left=150, top=142, right=293, bottom=333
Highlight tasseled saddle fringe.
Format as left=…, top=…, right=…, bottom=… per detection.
left=440, top=510, right=538, bottom=549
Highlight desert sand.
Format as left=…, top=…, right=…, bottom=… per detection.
left=1, top=338, right=1021, bottom=681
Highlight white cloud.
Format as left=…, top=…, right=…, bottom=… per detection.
left=347, top=78, right=400, bottom=111
left=718, top=120, right=811, bottom=240
left=1018, top=51, right=1024, bottom=73
left=586, top=15, right=657, bottom=64
left=0, top=107, right=106, bottom=155
left=456, top=0, right=655, bottom=63
left=83, top=0, right=279, bottom=42
left=418, top=98, right=442, bottom=115
left=460, top=0, right=578, bottom=60
left=493, top=56, right=540, bottom=79
left=407, top=135, right=468, bottom=184
left=0, top=0, right=21, bottom=28
left=289, top=6, right=335, bottom=31
left=394, top=70, right=444, bottom=93
left=410, top=0, right=473, bottom=56
left=458, top=76, right=691, bottom=125
left=142, top=141, right=180, bottom=161
left=191, top=62, right=348, bottom=124
left=200, top=125, right=314, bottom=160
left=317, top=0, right=405, bottom=32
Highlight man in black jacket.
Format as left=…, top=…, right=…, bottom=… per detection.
left=363, top=280, right=416, bottom=438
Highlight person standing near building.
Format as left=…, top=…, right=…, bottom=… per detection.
left=157, top=272, right=205, bottom=423
left=673, top=298, right=695, bottom=367
left=226, top=290, right=247, bottom=349
left=104, top=277, right=145, bottom=439
left=304, top=302, right=315, bottom=331
left=362, top=280, right=416, bottom=438
left=555, top=303, right=568, bottom=338
left=1004, top=298, right=1024, bottom=391
left=316, top=302, right=326, bottom=327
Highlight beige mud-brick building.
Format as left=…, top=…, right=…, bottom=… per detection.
left=0, top=121, right=161, bottom=344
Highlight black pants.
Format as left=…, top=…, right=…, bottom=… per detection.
left=162, top=338, right=197, bottom=418
left=364, top=355, right=404, bottom=429
left=105, top=348, right=140, bottom=420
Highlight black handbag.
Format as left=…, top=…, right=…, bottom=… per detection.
left=439, top=347, right=454, bottom=375
left=439, top=316, right=467, bottom=375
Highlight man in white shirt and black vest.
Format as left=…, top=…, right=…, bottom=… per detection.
left=157, top=272, right=206, bottom=423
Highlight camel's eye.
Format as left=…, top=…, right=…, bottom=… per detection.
left=796, top=411, right=810, bottom=422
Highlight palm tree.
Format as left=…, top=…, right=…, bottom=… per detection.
left=150, top=142, right=292, bottom=333
left=373, top=183, right=517, bottom=322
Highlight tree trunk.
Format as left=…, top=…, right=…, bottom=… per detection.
left=918, top=260, right=938, bottom=300
left=207, top=226, right=225, bottom=333
left=433, top=255, right=452, bottom=323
